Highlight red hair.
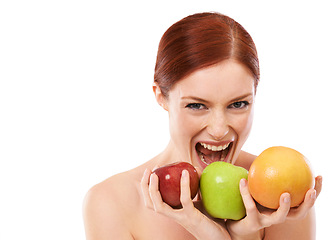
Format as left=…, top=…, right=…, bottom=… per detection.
left=154, top=12, right=260, bottom=97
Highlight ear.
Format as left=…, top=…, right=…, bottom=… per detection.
left=152, top=83, right=168, bottom=111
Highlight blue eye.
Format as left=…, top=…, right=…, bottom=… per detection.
left=229, top=101, right=249, bottom=109
left=185, top=103, right=207, bottom=110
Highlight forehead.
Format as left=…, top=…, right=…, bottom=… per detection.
left=169, top=60, right=255, bottom=101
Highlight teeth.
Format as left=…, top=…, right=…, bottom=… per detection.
left=200, top=142, right=230, bottom=151
left=200, top=154, right=205, bottom=164
left=221, top=154, right=225, bottom=161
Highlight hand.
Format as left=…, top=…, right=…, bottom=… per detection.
left=226, top=176, right=323, bottom=238
left=141, top=168, right=231, bottom=240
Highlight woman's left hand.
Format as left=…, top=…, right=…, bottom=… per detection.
left=141, top=168, right=231, bottom=240
left=226, top=176, right=323, bottom=238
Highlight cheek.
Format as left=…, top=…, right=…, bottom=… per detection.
left=230, top=112, right=254, bottom=164
left=170, top=112, right=199, bottom=138
left=169, top=109, right=206, bottom=146
left=232, top=110, right=254, bottom=140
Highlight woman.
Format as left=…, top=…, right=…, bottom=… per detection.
left=83, top=12, right=322, bottom=239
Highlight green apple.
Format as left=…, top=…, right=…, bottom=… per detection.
left=200, top=161, right=248, bottom=220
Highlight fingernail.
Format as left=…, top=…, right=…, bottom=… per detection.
left=284, top=195, right=290, bottom=203
left=317, top=176, right=323, bottom=184
left=240, top=178, right=247, bottom=187
left=182, top=169, right=188, bottom=177
left=311, top=190, right=317, bottom=200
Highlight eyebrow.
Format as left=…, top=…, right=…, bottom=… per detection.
left=181, top=96, right=211, bottom=104
left=229, top=93, right=254, bottom=102
left=181, top=93, right=253, bottom=103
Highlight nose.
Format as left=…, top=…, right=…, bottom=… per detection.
left=206, top=110, right=229, bottom=140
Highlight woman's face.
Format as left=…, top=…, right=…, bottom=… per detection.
left=159, top=60, right=255, bottom=170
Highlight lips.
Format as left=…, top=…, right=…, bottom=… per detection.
left=196, top=141, right=232, bottom=166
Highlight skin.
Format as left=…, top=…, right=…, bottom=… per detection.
left=83, top=60, right=322, bottom=240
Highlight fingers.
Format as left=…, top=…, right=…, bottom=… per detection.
left=235, top=178, right=263, bottom=232
left=239, top=179, right=290, bottom=228
left=286, top=175, right=322, bottom=220
left=141, top=167, right=169, bottom=213
left=144, top=169, right=184, bottom=211
left=240, top=178, right=291, bottom=227
left=141, top=168, right=195, bottom=210
left=141, top=166, right=199, bottom=223
left=239, top=179, right=258, bottom=219
left=149, top=172, right=171, bottom=213
left=231, top=176, right=322, bottom=234
left=180, top=170, right=194, bottom=211
left=149, top=172, right=161, bottom=206
left=141, top=168, right=153, bottom=208
left=265, top=193, right=290, bottom=226
left=315, top=175, right=322, bottom=198
left=287, top=188, right=317, bottom=220
left=141, top=168, right=230, bottom=238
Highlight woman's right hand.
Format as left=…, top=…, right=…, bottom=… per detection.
left=226, top=176, right=322, bottom=239
left=141, top=168, right=232, bottom=240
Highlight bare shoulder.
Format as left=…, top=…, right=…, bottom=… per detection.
left=235, top=150, right=257, bottom=170
left=83, top=171, right=140, bottom=239
left=84, top=171, right=139, bottom=210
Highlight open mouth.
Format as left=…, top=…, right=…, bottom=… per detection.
left=196, top=141, right=233, bottom=166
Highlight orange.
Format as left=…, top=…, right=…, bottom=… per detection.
left=248, top=146, right=314, bottom=209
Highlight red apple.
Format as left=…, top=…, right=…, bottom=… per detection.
left=153, top=162, right=199, bottom=208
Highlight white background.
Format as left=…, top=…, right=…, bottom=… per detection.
left=0, top=0, right=328, bottom=239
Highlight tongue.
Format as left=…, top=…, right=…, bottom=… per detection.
left=196, top=144, right=222, bottom=162
left=204, top=152, right=222, bottom=163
